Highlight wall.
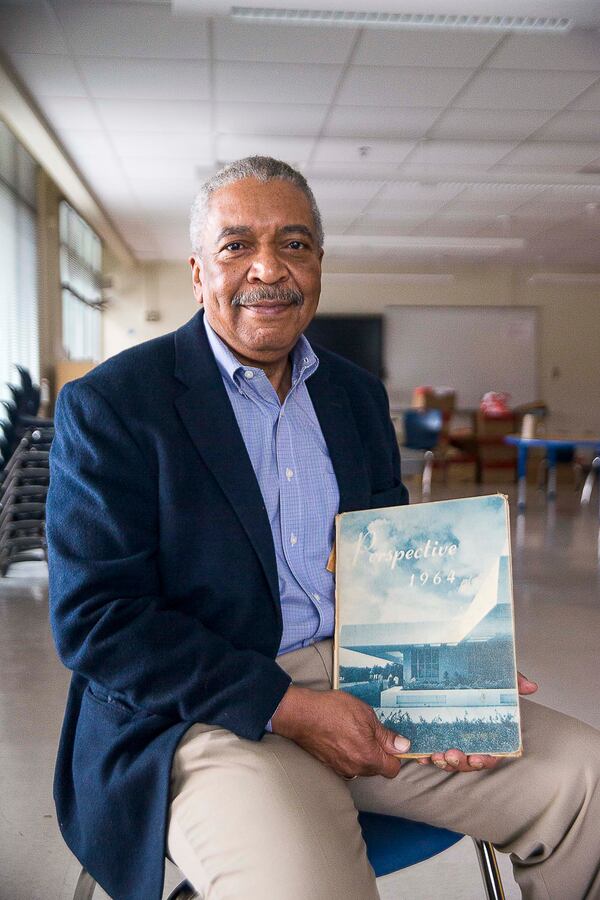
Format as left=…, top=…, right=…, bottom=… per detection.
left=103, top=259, right=600, bottom=431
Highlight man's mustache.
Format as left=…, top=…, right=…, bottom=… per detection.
left=231, top=287, right=304, bottom=307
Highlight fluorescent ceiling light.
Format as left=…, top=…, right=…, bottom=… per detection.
left=230, top=7, right=572, bottom=31
left=325, top=236, right=525, bottom=254
left=324, top=272, right=455, bottom=283
left=528, top=273, right=600, bottom=285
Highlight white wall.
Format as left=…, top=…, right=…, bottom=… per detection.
left=103, top=259, right=600, bottom=431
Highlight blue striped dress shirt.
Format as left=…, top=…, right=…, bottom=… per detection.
left=203, top=314, right=340, bottom=657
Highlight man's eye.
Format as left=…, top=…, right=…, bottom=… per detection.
left=223, top=242, right=244, bottom=252
left=287, top=241, right=306, bottom=250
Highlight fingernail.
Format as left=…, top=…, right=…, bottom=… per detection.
left=394, top=735, right=411, bottom=753
left=446, top=756, right=460, bottom=767
left=433, top=759, right=447, bottom=770
left=470, top=759, right=484, bottom=769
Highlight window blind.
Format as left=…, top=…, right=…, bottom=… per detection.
left=59, top=201, right=103, bottom=361
left=0, top=121, right=39, bottom=431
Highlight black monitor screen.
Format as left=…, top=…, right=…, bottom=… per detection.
left=304, top=315, right=383, bottom=379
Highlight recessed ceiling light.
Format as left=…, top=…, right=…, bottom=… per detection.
left=528, top=273, right=600, bottom=285
left=230, top=7, right=573, bottom=32
left=325, top=235, right=525, bottom=254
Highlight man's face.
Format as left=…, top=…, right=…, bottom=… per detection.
left=189, top=177, right=323, bottom=367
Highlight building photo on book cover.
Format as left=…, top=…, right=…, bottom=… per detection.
left=334, top=495, right=521, bottom=757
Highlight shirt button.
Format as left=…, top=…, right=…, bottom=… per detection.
left=313, top=593, right=320, bottom=602
left=290, top=533, right=298, bottom=546
left=303, top=357, right=310, bottom=364
left=244, top=370, right=254, bottom=379
left=286, top=467, right=294, bottom=480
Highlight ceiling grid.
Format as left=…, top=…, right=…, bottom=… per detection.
left=0, top=0, right=598, bottom=266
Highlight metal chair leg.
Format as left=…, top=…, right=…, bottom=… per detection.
left=73, top=868, right=96, bottom=900
left=472, top=838, right=505, bottom=900
left=422, top=450, right=434, bottom=499
left=581, top=457, right=600, bottom=506
left=166, top=880, right=200, bottom=899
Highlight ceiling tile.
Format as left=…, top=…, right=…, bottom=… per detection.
left=403, top=139, right=518, bottom=168
left=570, top=79, right=600, bottom=110
left=477, top=216, right=547, bottom=238
left=324, top=106, right=443, bottom=140
left=346, top=214, right=432, bottom=235
left=0, top=1, right=68, bottom=54
left=215, top=134, right=315, bottom=165
left=319, top=214, right=357, bottom=233
left=374, top=181, right=464, bottom=209
left=42, top=96, right=103, bottom=131
left=78, top=58, right=210, bottom=101
left=318, top=201, right=370, bottom=219
left=456, top=70, right=598, bottom=110
left=429, top=107, right=554, bottom=141
left=410, top=216, right=491, bottom=238
left=312, top=138, right=415, bottom=166
left=96, top=99, right=211, bottom=133
left=337, top=66, right=473, bottom=107
left=110, top=131, right=213, bottom=160
left=213, top=20, right=356, bottom=64
left=216, top=103, right=328, bottom=136
left=354, top=29, right=500, bottom=68
left=310, top=179, right=384, bottom=204
left=11, top=52, right=87, bottom=97
left=52, top=0, right=209, bottom=58
left=56, top=128, right=116, bottom=163
left=531, top=110, right=600, bottom=141
left=511, top=195, right=587, bottom=220
left=494, top=141, right=600, bottom=168
left=119, top=157, right=210, bottom=180
left=305, top=161, right=401, bottom=180
left=443, top=185, right=544, bottom=216
left=488, top=29, right=600, bottom=72
left=130, top=177, right=200, bottom=214
left=215, top=61, right=342, bottom=104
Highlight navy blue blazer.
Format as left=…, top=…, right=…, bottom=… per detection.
left=46, top=310, right=408, bottom=900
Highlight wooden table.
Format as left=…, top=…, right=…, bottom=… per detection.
left=504, top=434, right=600, bottom=509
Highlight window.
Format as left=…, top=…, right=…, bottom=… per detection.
left=414, top=646, right=440, bottom=680
left=59, top=201, right=103, bottom=361
left=0, top=121, right=39, bottom=426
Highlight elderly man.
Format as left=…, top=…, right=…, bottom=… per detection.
left=47, top=157, right=600, bottom=900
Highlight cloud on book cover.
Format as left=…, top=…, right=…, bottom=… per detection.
left=337, top=495, right=508, bottom=627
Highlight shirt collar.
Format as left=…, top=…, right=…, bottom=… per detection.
left=203, top=312, right=319, bottom=389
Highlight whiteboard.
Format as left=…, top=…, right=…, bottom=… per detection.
left=384, top=306, right=538, bottom=409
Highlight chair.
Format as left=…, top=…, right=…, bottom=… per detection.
left=581, top=456, right=600, bottom=513
left=403, top=409, right=443, bottom=451
left=0, top=430, right=52, bottom=576
left=398, top=448, right=434, bottom=500
left=73, top=812, right=504, bottom=900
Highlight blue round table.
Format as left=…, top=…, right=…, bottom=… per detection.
left=504, top=434, right=600, bottom=509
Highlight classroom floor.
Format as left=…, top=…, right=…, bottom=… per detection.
left=1, top=479, right=599, bottom=900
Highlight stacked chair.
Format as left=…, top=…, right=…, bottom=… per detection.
left=0, top=366, right=54, bottom=577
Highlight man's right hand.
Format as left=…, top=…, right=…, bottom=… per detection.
left=270, top=685, right=410, bottom=779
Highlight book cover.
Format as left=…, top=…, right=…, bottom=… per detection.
left=334, top=494, right=521, bottom=757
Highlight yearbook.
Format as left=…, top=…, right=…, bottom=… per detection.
left=333, top=494, right=522, bottom=757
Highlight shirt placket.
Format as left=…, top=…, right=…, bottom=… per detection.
left=276, top=383, right=325, bottom=638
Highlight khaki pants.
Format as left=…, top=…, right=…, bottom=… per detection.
left=168, top=640, right=600, bottom=899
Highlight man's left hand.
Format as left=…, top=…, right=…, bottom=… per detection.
left=415, top=671, right=538, bottom=773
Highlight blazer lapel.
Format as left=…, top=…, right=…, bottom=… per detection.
left=307, top=359, right=371, bottom=513
left=173, top=312, right=280, bottom=609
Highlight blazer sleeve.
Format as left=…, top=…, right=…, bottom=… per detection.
left=46, top=380, right=291, bottom=741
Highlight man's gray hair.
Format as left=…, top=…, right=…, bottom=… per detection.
left=189, top=156, right=324, bottom=253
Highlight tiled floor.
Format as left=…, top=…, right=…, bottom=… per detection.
left=1, top=480, right=599, bottom=900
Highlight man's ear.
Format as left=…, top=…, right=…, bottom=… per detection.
left=189, top=255, right=204, bottom=306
